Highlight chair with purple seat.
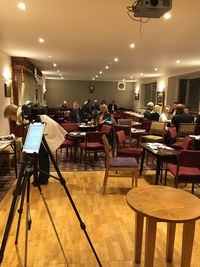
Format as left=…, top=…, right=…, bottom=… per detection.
left=116, top=130, right=142, bottom=163
left=102, top=134, right=138, bottom=195
left=165, top=150, right=200, bottom=193
left=79, top=131, right=105, bottom=170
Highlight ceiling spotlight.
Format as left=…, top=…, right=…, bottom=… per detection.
left=122, top=79, right=126, bottom=82
left=140, top=73, right=144, bottom=76
left=48, top=55, right=52, bottom=58
left=17, top=2, right=26, bottom=10
left=61, top=77, right=63, bottom=79
left=57, top=70, right=60, bottom=72
left=105, top=66, right=109, bottom=69
left=114, top=57, right=119, bottom=62
left=92, top=77, right=95, bottom=80
left=53, top=63, right=57, bottom=67
left=130, top=76, right=134, bottom=79
left=129, top=43, right=135, bottom=48
left=59, top=73, right=62, bottom=76
left=163, top=13, right=172, bottom=20
left=38, top=38, right=45, bottom=43
left=176, top=60, right=181, bottom=64
left=99, top=71, right=103, bottom=75
left=154, top=68, right=158, bottom=71
left=95, top=75, right=98, bottom=78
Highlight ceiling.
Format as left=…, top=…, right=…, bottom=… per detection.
left=0, top=0, right=200, bottom=81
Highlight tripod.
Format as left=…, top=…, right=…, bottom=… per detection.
left=0, top=137, right=102, bottom=266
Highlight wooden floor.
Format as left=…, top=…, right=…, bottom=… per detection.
left=0, top=171, right=200, bottom=267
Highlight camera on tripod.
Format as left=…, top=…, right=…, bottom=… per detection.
left=22, top=101, right=48, bottom=122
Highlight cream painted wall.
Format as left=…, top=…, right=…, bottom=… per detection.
left=0, top=50, right=11, bottom=135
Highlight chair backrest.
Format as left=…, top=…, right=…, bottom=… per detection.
left=102, top=134, right=111, bottom=165
left=178, top=123, right=196, bottom=139
left=181, top=136, right=194, bottom=150
left=142, top=119, right=152, bottom=132
left=118, top=119, right=132, bottom=126
left=168, top=127, right=177, bottom=144
left=195, top=124, right=200, bottom=135
left=61, top=122, right=79, bottom=132
left=86, top=131, right=104, bottom=144
left=178, top=150, right=200, bottom=168
left=101, top=124, right=112, bottom=135
left=150, top=121, right=166, bottom=136
left=116, top=130, right=126, bottom=145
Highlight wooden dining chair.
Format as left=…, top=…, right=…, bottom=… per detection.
left=177, top=123, right=196, bottom=141
left=102, top=134, right=138, bottom=195
left=165, top=150, right=200, bottom=193
left=142, top=121, right=166, bottom=143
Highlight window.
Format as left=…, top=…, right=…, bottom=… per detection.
left=142, top=82, right=157, bottom=107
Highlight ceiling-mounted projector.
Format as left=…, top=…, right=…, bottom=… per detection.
left=132, top=0, right=172, bottom=18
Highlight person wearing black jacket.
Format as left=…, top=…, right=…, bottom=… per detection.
left=108, top=100, right=118, bottom=113
left=70, top=102, right=84, bottom=123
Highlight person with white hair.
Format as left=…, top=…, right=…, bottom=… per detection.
left=143, top=102, right=154, bottom=119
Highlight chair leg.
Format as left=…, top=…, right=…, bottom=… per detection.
left=164, top=169, right=168, bottom=186
left=56, top=150, right=58, bottom=163
left=192, top=183, right=194, bottom=194
left=103, top=170, right=109, bottom=195
left=85, top=150, right=87, bottom=170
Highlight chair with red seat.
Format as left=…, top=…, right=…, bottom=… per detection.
left=79, top=131, right=105, bottom=170
left=55, top=122, right=78, bottom=162
left=165, top=150, right=200, bottom=193
left=102, top=134, right=138, bottom=195
left=171, top=136, right=194, bottom=150
left=116, top=130, right=142, bottom=163
left=168, top=127, right=178, bottom=146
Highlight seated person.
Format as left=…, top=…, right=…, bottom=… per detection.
left=184, top=106, right=194, bottom=122
left=143, top=102, right=154, bottom=119
left=58, top=100, right=68, bottom=111
left=82, top=99, right=93, bottom=119
left=170, top=101, right=179, bottom=117
left=195, top=106, right=200, bottom=125
left=92, top=99, right=100, bottom=119
left=159, top=105, right=170, bottom=122
left=145, top=104, right=160, bottom=121
left=108, top=100, right=118, bottom=113
left=70, top=102, right=84, bottom=123
left=97, top=104, right=113, bottom=125
left=171, top=104, right=194, bottom=131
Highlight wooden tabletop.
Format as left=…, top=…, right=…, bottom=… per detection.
left=140, top=142, right=179, bottom=157
left=127, top=186, right=200, bottom=223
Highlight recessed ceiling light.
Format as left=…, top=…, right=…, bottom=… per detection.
left=61, top=77, right=63, bottom=79
left=99, top=71, right=103, bottom=75
left=154, top=68, right=158, bottom=71
left=130, top=76, right=134, bottom=79
left=38, top=38, right=45, bottom=43
left=57, top=70, right=60, bottom=72
left=129, top=43, right=135, bottom=48
left=105, top=66, right=109, bottom=69
left=17, top=2, right=26, bottom=10
left=48, top=55, right=52, bottom=58
left=176, top=60, right=181, bottom=64
left=140, top=73, right=144, bottom=76
left=122, top=79, right=126, bottom=82
left=53, top=63, right=57, bottom=67
left=59, top=73, right=62, bottom=76
left=92, top=77, right=95, bottom=80
left=163, top=13, right=172, bottom=20
left=95, top=75, right=98, bottom=78
left=114, top=57, right=119, bottom=62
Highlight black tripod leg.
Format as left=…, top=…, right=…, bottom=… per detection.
left=37, top=185, right=69, bottom=266
left=24, top=177, right=31, bottom=267
left=15, top=177, right=27, bottom=245
left=0, top=156, right=27, bottom=263
left=42, top=138, right=102, bottom=267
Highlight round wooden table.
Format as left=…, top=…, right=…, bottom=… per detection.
left=127, top=186, right=200, bottom=267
